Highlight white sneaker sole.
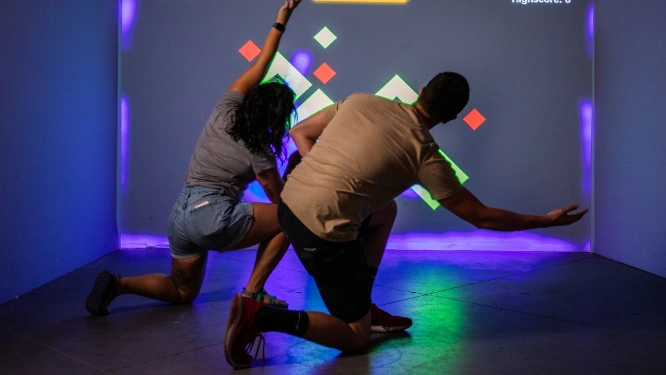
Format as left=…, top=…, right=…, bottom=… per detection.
left=371, top=324, right=411, bottom=333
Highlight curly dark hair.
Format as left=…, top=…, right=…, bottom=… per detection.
left=227, top=81, right=296, bottom=162
left=417, top=72, right=470, bottom=120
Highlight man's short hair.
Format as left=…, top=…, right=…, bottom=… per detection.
left=417, top=72, right=470, bottom=120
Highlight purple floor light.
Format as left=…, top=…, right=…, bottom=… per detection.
left=121, top=231, right=584, bottom=251
left=121, top=233, right=169, bottom=249
left=387, top=231, right=582, bottom=252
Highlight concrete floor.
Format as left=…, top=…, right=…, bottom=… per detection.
left=1, top=249, right=666, bottom=374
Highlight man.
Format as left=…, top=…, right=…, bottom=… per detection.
left=223, top=72, right=588, bottom=368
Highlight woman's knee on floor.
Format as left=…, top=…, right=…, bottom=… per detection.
left=174, top=287, right=200, bottom=304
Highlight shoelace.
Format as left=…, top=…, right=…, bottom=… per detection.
left=244, top=333, right=266, bottom=364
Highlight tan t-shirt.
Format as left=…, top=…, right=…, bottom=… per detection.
left=282, top=93, right=462, bottom=242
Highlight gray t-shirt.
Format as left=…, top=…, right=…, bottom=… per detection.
left=185, top=91, right=276, bottom=200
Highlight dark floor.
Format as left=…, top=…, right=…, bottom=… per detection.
left=2, top=249, right=666, bottom=375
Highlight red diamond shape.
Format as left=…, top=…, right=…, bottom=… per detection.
left=463, top=109, right=486, bottom=130
left=239, top=40, right=261, bottom=62
left=313, top=62, right=336, bottom=84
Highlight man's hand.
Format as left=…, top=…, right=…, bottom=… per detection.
left=546, top=204, right=589, bottom=227
left=276, top=0, right=302, bottom=25
left=440, top=188, right=588, bottom=231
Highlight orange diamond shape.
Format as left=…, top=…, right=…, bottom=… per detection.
left=313, top=62, right=336, bottom=84
left=463, top=109, right=486, bottom=130
left=239, top=40, right=261, bottom=62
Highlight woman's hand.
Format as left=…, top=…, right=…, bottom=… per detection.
left=276, top=0, right=302, bottom=25
left=228, top=0, right=302, bottom=94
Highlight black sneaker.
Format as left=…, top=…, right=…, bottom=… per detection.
left=85, top=270, right=120, bottom=316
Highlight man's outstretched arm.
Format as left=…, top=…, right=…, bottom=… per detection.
left=439, top=188, right=588, bottom=231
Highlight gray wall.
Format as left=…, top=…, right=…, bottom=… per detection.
left=0, top=1, right=119, bottom=304
left=121, top=0, right=592, bottom=250
left=594, top=1, right=666, bottom=277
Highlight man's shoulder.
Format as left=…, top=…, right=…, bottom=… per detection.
left=336, top=93, right=400, bottom=112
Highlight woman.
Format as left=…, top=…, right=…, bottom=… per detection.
left=86, top=0, right=303, bottom=315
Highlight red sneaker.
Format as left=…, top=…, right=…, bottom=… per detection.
left=224, top=294, right=265, bottom=369
left=370, top=303, right=413, bottom=333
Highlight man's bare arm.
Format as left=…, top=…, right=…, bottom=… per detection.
left=289, top=109, right=331, bottom=156
left=439, top=188, right=588, bottom=231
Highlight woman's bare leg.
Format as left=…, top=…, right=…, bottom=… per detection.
left=116, top=253, right=208, bottom=304
left=232, top=203, right=290, bottom=301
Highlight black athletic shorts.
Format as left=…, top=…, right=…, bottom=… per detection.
left=278, top=201, right=372, bottom=324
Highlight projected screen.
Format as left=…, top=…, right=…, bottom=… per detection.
left=120, top=0, right=593, bottom=251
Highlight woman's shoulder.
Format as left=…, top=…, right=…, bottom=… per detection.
left=216, top=91, right=245, bottom=110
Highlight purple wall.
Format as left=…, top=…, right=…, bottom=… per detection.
left=594, top=1, right=666, bottom=277
left=0, top=1, right=119, bottom=304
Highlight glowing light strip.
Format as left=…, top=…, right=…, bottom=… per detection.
left=120, top=231, right=584, bottom=252
left=262, top=52, right=312, bottom=100
left=409, top=151, right=470, bottom=210
left=120, top=0, right=137, bottom=51
left=587, top=4, right=594, bottom=40
left=121, top=0, right=136, bottom=33
left=585, top=3, right=594, bottom=56
left=120, top=95, right=129, bottom=190
left=440, top=150, right=469, bottom=184
left=386, top=231, right=584, bottom=252
left=580, top=100, right=592, bottom=198
left=411, top=185, right=439, bottom=210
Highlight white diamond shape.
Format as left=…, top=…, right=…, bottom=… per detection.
left=296, top=89, right=334, bottom=124
left=314, top=27, right=337, bottom=49
left=376, top=74, right=418, bottom=104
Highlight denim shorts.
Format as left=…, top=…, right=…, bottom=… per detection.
left=167, top=186, right=254, bottom=259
